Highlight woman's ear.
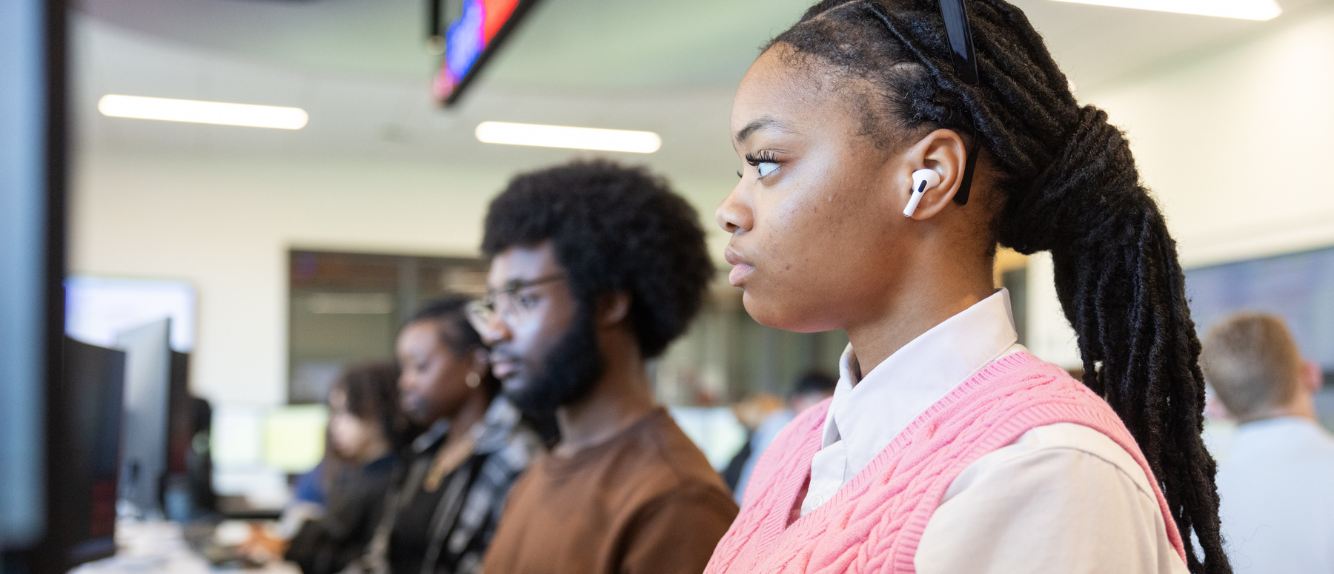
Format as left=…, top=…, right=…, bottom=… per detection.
left=901, top=129, right=968, bottom=221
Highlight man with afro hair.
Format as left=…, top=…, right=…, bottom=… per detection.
left=471, top=160, right=737, bottom=574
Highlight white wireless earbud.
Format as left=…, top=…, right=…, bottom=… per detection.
left=903, top=169, right=941, bottom=217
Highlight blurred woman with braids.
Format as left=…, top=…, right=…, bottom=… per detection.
left=706, top=1, right=1227, bottom=573
left=341, top=297, right=545, bottom=574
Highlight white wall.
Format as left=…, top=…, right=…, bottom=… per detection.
left=69, top=151, right=733, bottom=406
left=1026, top=4, right=1334, bottom=366
left=73, top=7, right=1334, bottom=390
left=70, top=152, right=498, bottom=405
left=1088, top=5, right=1334, bottom=266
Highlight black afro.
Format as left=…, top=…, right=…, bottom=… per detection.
left=481, top=159, right=714, bottom=359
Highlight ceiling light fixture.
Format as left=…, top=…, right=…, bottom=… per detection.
left=97, top=95, right=309, bottom=129
left=474, top=122, right=661, bottom=154
left=1050, top=0, right=1281, bottom=20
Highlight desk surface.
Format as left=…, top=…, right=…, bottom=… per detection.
left=71, top=520, right=299, bottom=574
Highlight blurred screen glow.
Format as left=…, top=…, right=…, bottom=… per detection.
left=263, top=406, right=328, bottom=473
left=433, top=0, right=521, bottom=102
left=98, top=95, right=308, bottom=129
left=1185, top=246, right=1334, bottom=369
left=475, top=121, right=662, bottom=153
left=1, top=0, right=48, bottom=544
left=65, top=276, right=196, bottom=352
left=1050, top=0, right=1281, bottom=20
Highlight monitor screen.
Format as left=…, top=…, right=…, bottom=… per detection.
left=1185, top=246, right=1334, bottom=370
left=59, top=338, right=126, bottom=566
left=432, top=0, right=542, bottom=105
left=115, top=318, right=173, bottom=519
left=263, top=406, right=328, bottom=474
left=65, top=276, right=195, bottom=352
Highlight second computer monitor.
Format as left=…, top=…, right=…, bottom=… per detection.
left=115, top=318, right=172, bottom=519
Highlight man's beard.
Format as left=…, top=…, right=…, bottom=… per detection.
left=503, top=309, right=604, bottom=416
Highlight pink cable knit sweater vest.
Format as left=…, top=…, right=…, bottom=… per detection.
left=705, top=352, right=1186, bottom=574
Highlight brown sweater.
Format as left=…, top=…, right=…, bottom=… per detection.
left=481, top=408, right=739, bottom=574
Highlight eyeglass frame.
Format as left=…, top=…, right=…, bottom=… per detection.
left=866, top=0, right=982, bottom=206
left=465, top=273, right=566, bottom=334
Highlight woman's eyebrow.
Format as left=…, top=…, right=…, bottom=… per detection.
left=735, top=117, right=789, bottom=145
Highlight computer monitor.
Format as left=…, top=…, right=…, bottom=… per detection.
left=115, top=318, right=173, bottom=518
left=58, top=338, right=126, bottom=566
left=163, top=350, right=218, bottom=520
left=167, top=351, right=191, bottom=477
left=0, top=0, right=67, bottom=555
left=263, top=405, right=329, bottom=474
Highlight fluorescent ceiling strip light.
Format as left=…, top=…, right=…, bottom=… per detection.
left=475, top=121, right=661, bottom=153
left=97, top=95, right=309, bottom=129
left=1050, top=0, right=1281, bottom=20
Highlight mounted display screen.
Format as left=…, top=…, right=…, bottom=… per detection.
left=433, top=0, right=542, bottom=106
left=1185, top=244, right=1334, bottom=369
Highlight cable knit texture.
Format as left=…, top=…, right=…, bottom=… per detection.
left=705, top=351, right=1186, bottom=574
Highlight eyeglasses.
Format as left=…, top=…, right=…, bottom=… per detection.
left=867, top=0, right=981, bottom=206
left=465, top=274, right=565, bottom=335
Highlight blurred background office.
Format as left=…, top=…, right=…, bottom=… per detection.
left=4, top=0, right=1334, bottom=572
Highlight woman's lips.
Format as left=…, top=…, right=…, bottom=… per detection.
left=728, top=263, right=754, bottom=287
left=724, top=247, right=754, bottom=287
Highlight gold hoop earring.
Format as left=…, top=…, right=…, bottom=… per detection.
left=465, top=372, right=481, bottom=388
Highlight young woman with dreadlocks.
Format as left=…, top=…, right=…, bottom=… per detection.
left=706, top=1, right=1229, bottom=573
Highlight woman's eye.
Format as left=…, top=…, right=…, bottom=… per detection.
left=517, top=293, right=539, bottom=309
left=757, top=162, right=778, bottom=178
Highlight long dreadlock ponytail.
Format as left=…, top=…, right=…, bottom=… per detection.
left=771, top=1, right=1229, bottom=572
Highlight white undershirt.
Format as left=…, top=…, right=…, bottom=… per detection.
left=801, top=289, right=1188, bottom=574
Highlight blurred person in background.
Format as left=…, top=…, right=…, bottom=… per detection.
left=727, top=372, right=836, bottom=505
left=286, top=361, right=403, bottom=574
left=471, top=160, right=738, bottom=574
left=1202, top=314, right=1334, bottom=573
left=343, top=297, right=544, bottom=574
left=723, top=392, right=784, bottom=493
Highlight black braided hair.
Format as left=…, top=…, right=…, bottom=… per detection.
left=770, top=2, right=1228, bottom=572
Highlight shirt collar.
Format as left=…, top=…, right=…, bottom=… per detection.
left=473, top=396, right=524, bottom=455
left=413, top=419, right=451, bottom=453
left=821, top=289, right=1021, bottom=477
left=411, top=397, right=526, bottom=456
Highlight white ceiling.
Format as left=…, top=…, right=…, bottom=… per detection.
left=72, top=0, right=1334, bottom=180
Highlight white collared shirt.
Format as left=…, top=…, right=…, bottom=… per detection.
left=799, top=289, right=1188, bottom=574
left=801, top=289, right=1023, bottom=514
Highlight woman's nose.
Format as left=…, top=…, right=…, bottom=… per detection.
left=716, top=184, right=753, bottom=233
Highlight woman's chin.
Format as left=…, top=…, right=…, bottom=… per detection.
left=741, top=289, right=843, bottom=334
left=742, top=292, right=805, bottom=332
